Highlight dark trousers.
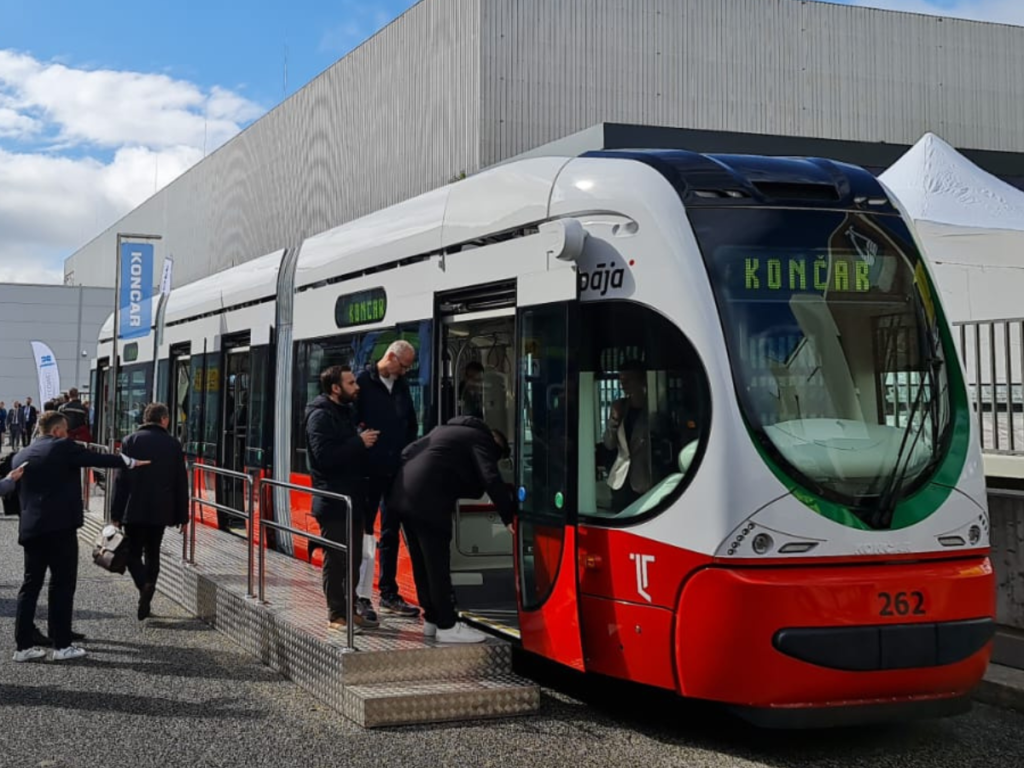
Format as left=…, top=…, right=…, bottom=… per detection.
left=9, top=427, right=22, bottom=449
left=124, top=524, right=165, bottom=592
left=15, top=530, right=79, bottom=650
left=365, top=474, right=400, bottom=600
left=21, top=427, right=32, bottom=448
left=317, top=512, right=363, bottom=623
left=403, top=517, right=455, bottom=630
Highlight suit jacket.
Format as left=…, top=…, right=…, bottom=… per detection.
left=13, top=436, right=128, bottom=544
left=111, top=424, right=188, bottom=527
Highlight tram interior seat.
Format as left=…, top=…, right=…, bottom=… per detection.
left=611, top=440, right=699, bottom=520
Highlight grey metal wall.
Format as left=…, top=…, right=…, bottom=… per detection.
left=478, top=0, right=1024, bottom=166
left=0, top=284, right=114, bottom=407
left=65, top=0, right=481, bottom=288
left=66, top=0, right=1024, bottom=287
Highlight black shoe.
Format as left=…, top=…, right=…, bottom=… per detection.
left=379, top=595, right=420, bottom=617
left=138, top=585, right=155, bottom=620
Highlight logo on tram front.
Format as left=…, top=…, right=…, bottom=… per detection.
left=629, top=553, right=655, bottom=603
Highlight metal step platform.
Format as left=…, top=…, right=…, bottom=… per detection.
left=79, top=508, right=539, bottom=728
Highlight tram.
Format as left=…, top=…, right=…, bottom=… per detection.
left=92, top=150, right=995, bottom=726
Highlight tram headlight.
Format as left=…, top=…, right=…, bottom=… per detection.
left=969, top=525, right=981, bottom=545
left=752, top=533, right=774, bottom=555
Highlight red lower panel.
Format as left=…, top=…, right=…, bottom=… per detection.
left=675, top=558, right=995, bottom=708
left=580, top=595, right=676, bottom=690
left=519, top=526, right=585, bottom=671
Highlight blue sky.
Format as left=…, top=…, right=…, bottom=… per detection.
left=0, top=0, right=1020, bottom=283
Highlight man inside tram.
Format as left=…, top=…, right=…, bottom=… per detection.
left=602, top=360, right=675, bottom=513
left=458, top=361, right=485, bottom=420
left=356, top=340, right=421, bottom=620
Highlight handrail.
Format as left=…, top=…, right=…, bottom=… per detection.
left=186, top=461, right=256, bottom=598
left=258, top=478, right=356, bottom=652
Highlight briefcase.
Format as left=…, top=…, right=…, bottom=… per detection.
left=93, top=525, right=130, bottom=574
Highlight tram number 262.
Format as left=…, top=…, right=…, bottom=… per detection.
left=878, top=591, right=927, bottom=617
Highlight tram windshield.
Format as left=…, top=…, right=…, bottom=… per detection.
left=690, top=208, right=951, bottom=512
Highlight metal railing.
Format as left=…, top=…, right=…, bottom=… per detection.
left=258, top=479, right=356, bottom=652
left=185, top=462, right=256, bottom=597
left=954, top=319, right=1024, bottom=454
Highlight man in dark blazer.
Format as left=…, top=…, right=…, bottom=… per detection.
left=21, top=397, right=38, bottom=447
left=387, top=416, right=516, bottom=644
left=12, top=411, right=149, bottom=663
left=111, top=403, right=189, bottom=620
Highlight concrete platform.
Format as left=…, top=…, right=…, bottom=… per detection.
left=976, top=664, right=1024, bottom=714
left=78, top=509, right=539, bottom=728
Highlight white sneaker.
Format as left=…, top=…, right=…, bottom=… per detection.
left=435, top=622, right=487, bottom=644
left=424, top=621, right=437, bottom=638
left=12, top=647, right=47, bottom=663
left=51, top=646, right=87, bottom=662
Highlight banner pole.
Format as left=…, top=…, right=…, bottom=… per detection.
left=106, top=234, right=122, bottom=521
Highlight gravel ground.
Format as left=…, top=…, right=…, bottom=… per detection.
left=1, top=515, right=1022, bottom=768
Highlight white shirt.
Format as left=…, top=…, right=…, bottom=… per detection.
left=380, top=375, right=396, bottom=393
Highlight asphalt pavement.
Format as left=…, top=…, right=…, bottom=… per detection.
left=1, top=514, right=1023, bottom=768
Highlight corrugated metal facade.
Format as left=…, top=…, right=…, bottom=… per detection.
left=66, top=0, right=480, bottom=287
left=478, top=0, right=1024, bottom=165
left=66, top=0, right=1024, bottom=287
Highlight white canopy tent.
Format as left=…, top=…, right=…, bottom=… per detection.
left=879, top=132, right=1024, bottom=324
left=881, top=133, right=1024, bottom=447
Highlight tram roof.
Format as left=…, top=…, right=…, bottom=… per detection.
left=164, top=249, right=285, bottom=324
left=294, top=157, right=574, bottom=289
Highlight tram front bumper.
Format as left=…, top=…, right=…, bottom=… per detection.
left=674, top=556, right=995, bottom=716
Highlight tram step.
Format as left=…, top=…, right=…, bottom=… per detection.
left=341, top=641, right=513, bottom=685
left=343, top=674, right=540, bottom=728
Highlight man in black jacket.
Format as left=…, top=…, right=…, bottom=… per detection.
left=12, top=411, right=148, bottom=663
left=387, top=416, right=516, bottom=644
left=306, top=365, right=380, bottom=632
left=111, top=403, right=189, bottom=620
left=58, top=388, right=91, bottom=444
left=356, top=340, right=420, bottom=618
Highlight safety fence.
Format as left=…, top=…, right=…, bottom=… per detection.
left=953, top=319, right=1024, bottom=454
left=185, top=463, right=357, bottom=651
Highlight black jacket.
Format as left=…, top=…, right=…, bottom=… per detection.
left=59, top=399, right=89, bottom=433
left=355, top=367, right=418, bottom=477
left=111, top=424, right=188, bottom=527
left=13, top=437, right=127, bottom=545
left=304, top=395, right=368, bottom=519
left=387, top=416, right=517, bottom=528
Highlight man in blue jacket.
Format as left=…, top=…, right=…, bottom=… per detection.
left=12, top=411, right=148, bottom=663
left=356, top=340, right=420, bottom=618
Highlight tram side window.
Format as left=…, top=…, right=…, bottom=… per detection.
left=248, top=346, right=274, bottom=464
left=292, top=336, right=359, bottom=468
left=578, top=302, right=711, bottom=522
left=355, top=322, right=433, bottom=437
left=115, top=365, right=152, bottom=440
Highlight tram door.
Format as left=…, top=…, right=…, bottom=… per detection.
left=167, top=345, right=192, bottom=447
left=218, top=337, right=251, bottom=522
left=436, top=284, right=519, bottom=629
left=514, top=261, right=583, bottom=670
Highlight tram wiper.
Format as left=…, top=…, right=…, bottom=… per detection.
left=871, top=356, right=943, bottom=529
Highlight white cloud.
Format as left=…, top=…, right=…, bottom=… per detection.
left=849, top=1, right=1024, bottom=26
left=0, top=50, right=263, bottom=284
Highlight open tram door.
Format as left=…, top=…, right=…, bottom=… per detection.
left=513, top=220, right=584, bottom=671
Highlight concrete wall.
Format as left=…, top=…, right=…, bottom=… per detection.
left=989, top=491, right=1024, bottom=632
left=0, top=284, right=113, bottom=407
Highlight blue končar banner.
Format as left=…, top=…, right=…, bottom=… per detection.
left=119, top=242, right=154, bottom=340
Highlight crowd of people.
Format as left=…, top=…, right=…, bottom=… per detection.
left=1, top=340, right=519, bottom=662
left=0, top=389, right=93, bottom=453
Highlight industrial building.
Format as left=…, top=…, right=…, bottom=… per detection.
left=63, top=0, right=1024, bottom=289
left=0, top=284, right=113, bottom=408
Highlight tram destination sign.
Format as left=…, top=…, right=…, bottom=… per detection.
left=336, top=288, right=388, bottom=328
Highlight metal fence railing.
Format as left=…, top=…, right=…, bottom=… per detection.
left=953, top=319, right=1024, bottom=454
left=258, top=479, right=356, bottom=652
left=181, top=466, right=358, bottom=652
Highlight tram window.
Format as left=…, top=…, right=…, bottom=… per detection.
left=248, top=346, right=273, bottom=463
left=115, top=364, right=152, bottom=440
left=356, top=322, right=433, bottom=437
left=203, top=354, right=222, bottom=453
left=578, top=302, right=710, bottom=523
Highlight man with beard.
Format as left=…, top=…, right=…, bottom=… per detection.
left=305, top=365, right=380, bottom=632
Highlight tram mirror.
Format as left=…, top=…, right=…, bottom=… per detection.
left=540, top=218, right=587, bottom=262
